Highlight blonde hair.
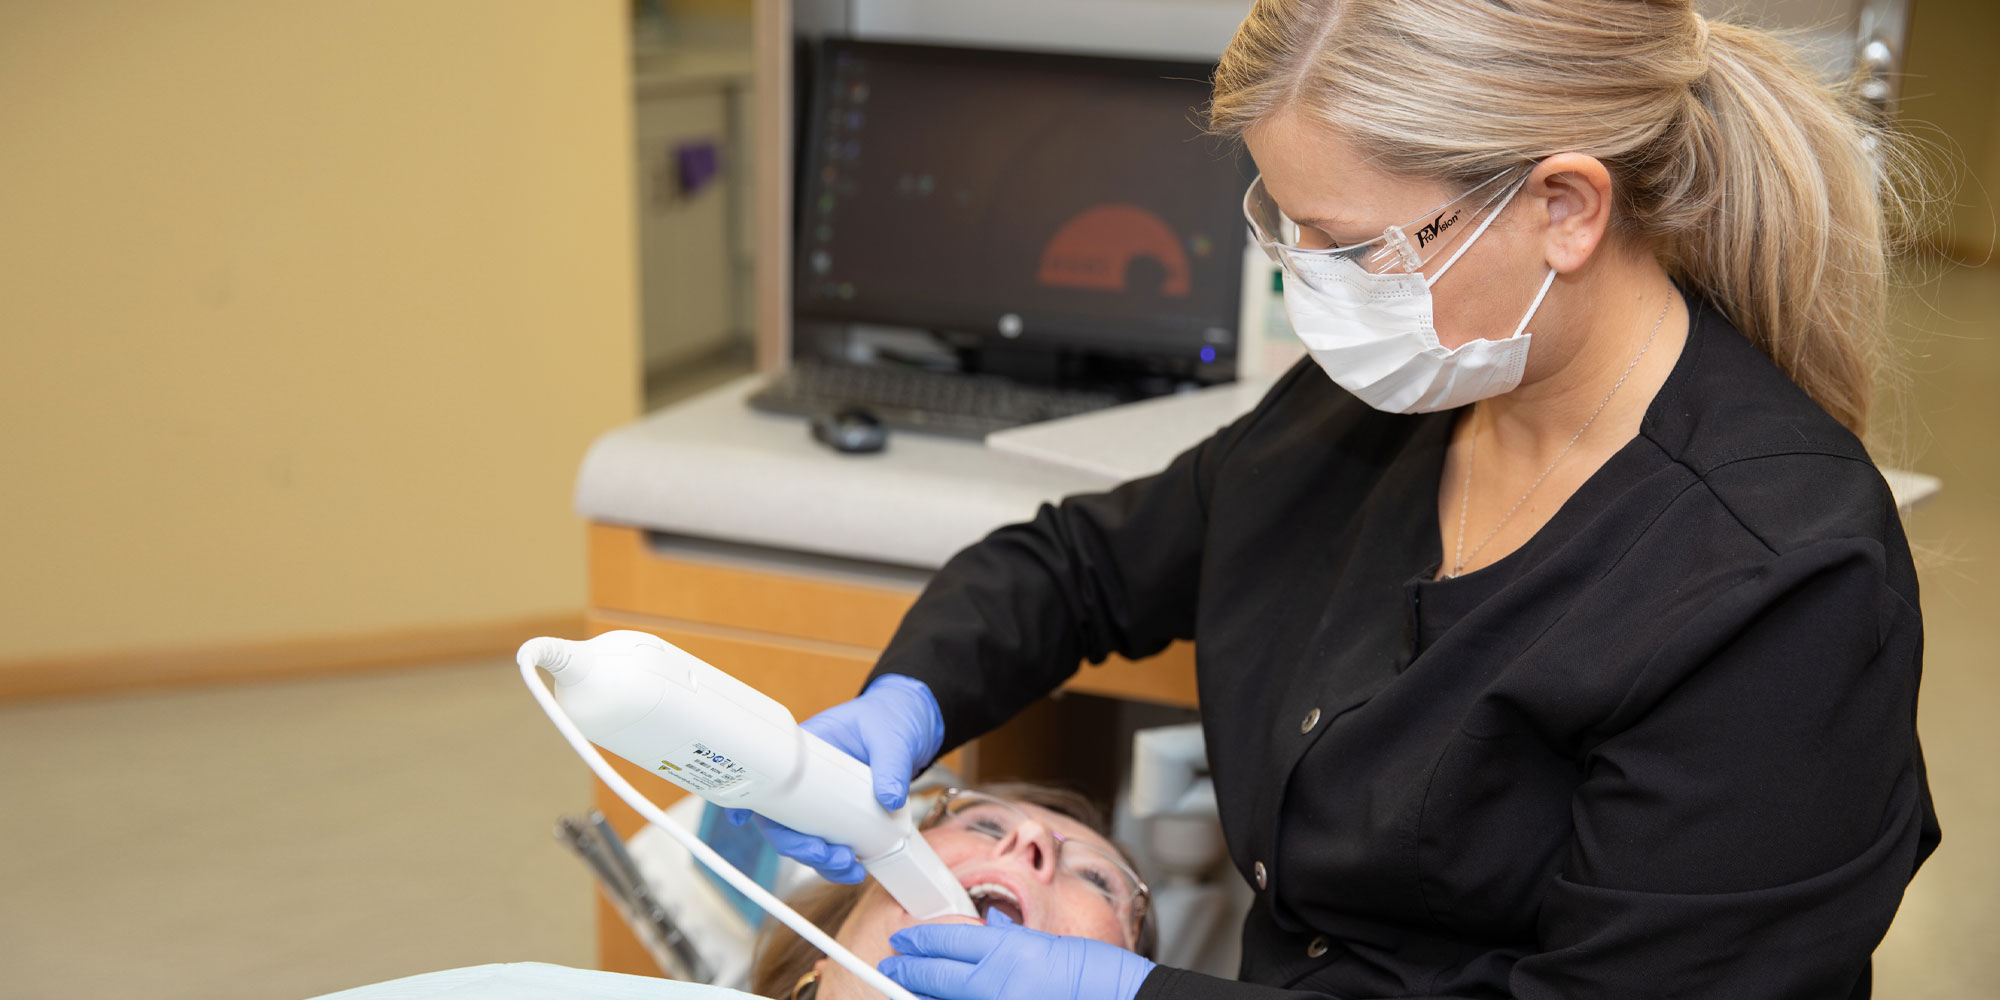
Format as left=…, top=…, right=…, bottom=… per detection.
left=1212, top=0, right=1928, bottom=437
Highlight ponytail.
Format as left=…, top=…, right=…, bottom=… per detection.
left=1212, top=0, right=1927, bottom=437
left=1633, top=16, right=1913, bottom=436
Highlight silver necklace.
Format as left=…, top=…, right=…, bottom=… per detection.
left=1447, top=294, right=1672, bottom=579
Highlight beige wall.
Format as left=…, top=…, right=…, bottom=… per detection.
left=1902, top=0, right=2000, bottom=258
left=0, top=2, right=637, bottom=661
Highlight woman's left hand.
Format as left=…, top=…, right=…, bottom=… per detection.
left=881, top=909, right=1155, bottom=1000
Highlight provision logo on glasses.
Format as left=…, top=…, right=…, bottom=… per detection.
left=1415, top=209, right=1462, bottom=248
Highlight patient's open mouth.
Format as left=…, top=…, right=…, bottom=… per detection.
left=965, top=882, right=1024, bottom=925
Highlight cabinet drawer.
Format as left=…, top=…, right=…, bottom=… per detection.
left=586, top=523, right=1200, bottom=708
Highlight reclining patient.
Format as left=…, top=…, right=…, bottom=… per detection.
left=749, top=783, right=1155, bottom=1000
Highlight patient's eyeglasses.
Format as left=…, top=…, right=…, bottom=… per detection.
left=1243, top=166, right=1527, bottom=281
left=921, top=788, right=1149, bottom=926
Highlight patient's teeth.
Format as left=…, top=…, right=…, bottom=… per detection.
left=963, top=882, right=1019, bottom=904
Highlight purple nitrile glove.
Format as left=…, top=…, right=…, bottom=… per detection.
left=725, top=674, right=945, bottom=883
left=881, top=908, right=1156, bottom=1000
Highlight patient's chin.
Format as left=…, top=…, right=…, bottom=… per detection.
left=814, top=891, right=986, bottom=999
left=859, top=899, right=982, bottom=954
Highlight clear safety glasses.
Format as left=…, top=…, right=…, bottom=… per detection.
left=1242, top=166, right=1527, bottom=282
left=921, top=788, right=1150, bottom=926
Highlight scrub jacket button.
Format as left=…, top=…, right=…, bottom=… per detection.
left=1254, top=861, right=1268, bottom=890
left=1307, top=936, right=1330, bottom=958
left=1300, top=707, right=1321, bottom=734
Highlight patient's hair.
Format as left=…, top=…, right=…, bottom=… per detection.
left=747, top=782, right=1155, bottom=998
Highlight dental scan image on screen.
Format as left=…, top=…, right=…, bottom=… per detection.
left=795, top=40, right=1252, bottom=363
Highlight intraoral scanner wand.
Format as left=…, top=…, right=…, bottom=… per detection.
left=520, top=630, right=971, bottom=1000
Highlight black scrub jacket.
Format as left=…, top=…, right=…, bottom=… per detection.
left=869, top=288, right=1939, bottom=999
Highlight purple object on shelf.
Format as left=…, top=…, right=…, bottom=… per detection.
left=674, top=140, right=721, bottom=196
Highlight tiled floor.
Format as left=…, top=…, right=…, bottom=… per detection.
left=0, top=268, right=1994, bottom=999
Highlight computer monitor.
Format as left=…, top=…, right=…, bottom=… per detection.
left=793, top=39, right=1252, bottom=383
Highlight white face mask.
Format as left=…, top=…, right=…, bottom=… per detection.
left=1276, top=178, right=1557, bottom=413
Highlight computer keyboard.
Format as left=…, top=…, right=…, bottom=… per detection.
left=748, top=361, right=1125, bottom=439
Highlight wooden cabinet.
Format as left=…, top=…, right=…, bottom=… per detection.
left=582, top=521, right=1196, bottom=975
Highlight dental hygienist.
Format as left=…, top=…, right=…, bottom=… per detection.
left=736, top=1, right=1940, bottom=997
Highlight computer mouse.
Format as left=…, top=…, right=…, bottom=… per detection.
left=810, top=406, right=888, bottom=454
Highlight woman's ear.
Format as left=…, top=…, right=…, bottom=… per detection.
left=1525, top=153, right=1615, bottom=274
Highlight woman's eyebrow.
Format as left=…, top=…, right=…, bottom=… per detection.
left=1292, top=213, right=1371, bottom=234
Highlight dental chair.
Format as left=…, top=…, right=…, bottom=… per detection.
left=307, top=962, right=758, bottom=999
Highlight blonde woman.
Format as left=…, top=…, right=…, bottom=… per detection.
left=735, top=1, right=1939, bottom=997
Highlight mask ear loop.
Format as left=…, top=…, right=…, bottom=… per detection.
left=1423, top=172, right=1532, bottom=288
left=1510, top=268, right=1561, bottom=338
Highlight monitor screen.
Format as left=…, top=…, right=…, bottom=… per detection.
left=794, top=40, right=1251, bottom=368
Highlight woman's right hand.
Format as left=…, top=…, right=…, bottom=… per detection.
left=726, top=673, right=946, bottom=883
